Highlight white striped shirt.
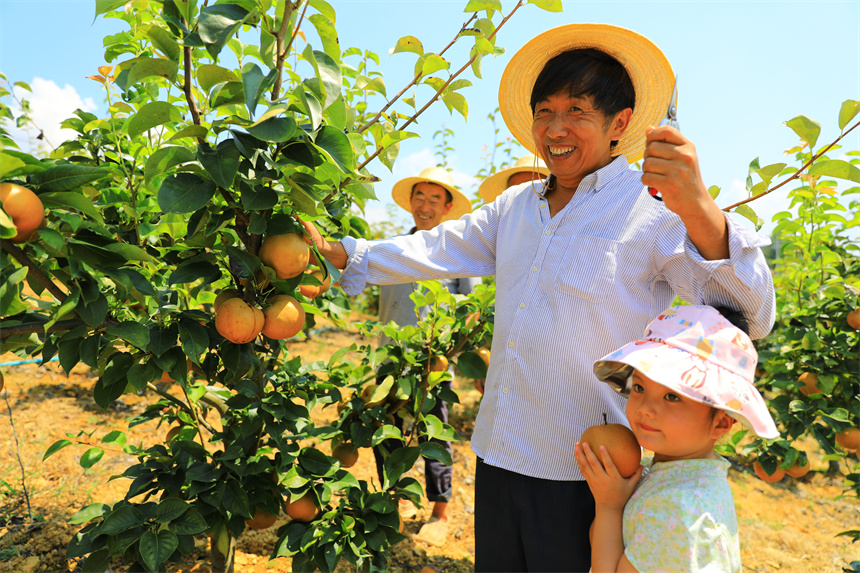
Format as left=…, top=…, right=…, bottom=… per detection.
left=340, top=156, right=775, bottom=481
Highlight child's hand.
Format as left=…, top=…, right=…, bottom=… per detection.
left=575, top=442, right=643, bottom=511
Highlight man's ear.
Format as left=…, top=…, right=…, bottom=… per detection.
left=710, top=410, right=736, bottom=440
left=442, top=201, right=453, bottom=215
left=608, top=107, right=633, bottom=140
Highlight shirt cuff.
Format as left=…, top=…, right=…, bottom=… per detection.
left=339, top=236, right=369, bottom=295
left=683, top=212, right=771, bottom=282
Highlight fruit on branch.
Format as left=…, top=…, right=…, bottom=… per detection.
left=245, top=509, right=277, bottom=530
left=580, top=414, right=642, bottom=478
left=286, top=491, right=319, bottom=522
left=429, top=355, right=448, bottom=372
left=785, top=459, right=811, bottom=478
left=213, top=288, right=241, bottom=312
left=797, top=372, right=822, bottom=396
left=477, top=347, right=491, bottom=368
left=753, top=460, right=785, bottom=483
left=0, top=182, right=44, bottom=243
left=259, top=233, right=310, bottom=279
left=261, top=294, right=305, bottom=339
left=297, top=269, right=331, bottom=299
left=165, top=424, right=184, bottom=442
left=835, top=428, right=860, bottom=451
left=332, top=442, right=359, bottom=468
left=216, top=297, right=265, bottom=344
left=848, top=309, right=860, bottom=330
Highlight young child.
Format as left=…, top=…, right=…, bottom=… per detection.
left=574, top=304, right=779, bottom=573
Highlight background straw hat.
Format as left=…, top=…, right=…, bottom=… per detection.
left=391, top=166, right=472, bottom=222
left=498, top=23, right=675, bottom=164
left=478, top=154, right=551, bottom=203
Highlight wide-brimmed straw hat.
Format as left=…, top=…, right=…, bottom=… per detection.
left=499, top=23, right=675, bottom=164
left=593, top=305, right=779, bottom=439
left=391, top=166, right=472, bottom=223
left=478, top=154, right=551, bottom=203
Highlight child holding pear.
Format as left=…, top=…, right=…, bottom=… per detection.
left=575, top=305, right=779, bottom=572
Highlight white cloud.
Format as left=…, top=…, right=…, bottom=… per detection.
left=9, top=77, right=98, bottom=154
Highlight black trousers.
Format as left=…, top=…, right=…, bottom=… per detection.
left=372, top=380, right=453, bottom=502
left=475, top=458, right=594, bottom=573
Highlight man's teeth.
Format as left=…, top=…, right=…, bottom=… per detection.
left=549, top=146, right=574, bottom=156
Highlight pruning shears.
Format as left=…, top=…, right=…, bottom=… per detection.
left=648, top=76, right=680, bottom=202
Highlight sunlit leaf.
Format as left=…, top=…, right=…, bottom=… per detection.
left=197, top=139, right=241, bottom=188
left=126, top=102, right=184, bottom=140
left=391, top=35, right=423, bottom=56
left=415, top=53, right=449, bottom=77
left=43, top=439, right=73, bottom=461
left=733, top=204, right=763, bottom=230
left=41, top=192, right=105, bottom=225
left=31, top=166, right=110, bottom=192
left=464, top=0, right=502, bottom=11
left=314, top=126, right=356, bottom=173
left=241, top=63, right=278, bottom=117
left=246, top=116, right=297, bottom=142
left=145, top=25, right=181, bottom=62
left=69, top=503, right=111, bottom=525
left=197, top=64, right=240, bottom=93
left=707, top=185, right=720, bottom=199
left=784, top=115, right=821, bottom=149
left=94, top=0, right=127, bottom=17
left=114, top=57, right=178, bottom=91
left=838, top=99, right=860, bottom=130
left=527, top=0, right=564, bottom=12
left=807, top=159, right=860, bottom=183
left=158, top=173, right=217, bottom=214
left=144, top=146, right=196, bottom=185
left=308, top=13, right=340, bottom=61
left=80, top=447, right=104, bottom=470
left=197, top=4, right=250, bottom=60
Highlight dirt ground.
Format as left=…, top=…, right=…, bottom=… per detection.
left=1, top=321, right=858, bottom=573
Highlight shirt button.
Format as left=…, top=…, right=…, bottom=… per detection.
left=508, top=341, right=515, bottom=348
left=531, top=266, right=538, bottom=272
left=519, top=302, right=525, bottom=309
left=545, top=230, right=551, bottom=236
left=502, top=388, right=509, bottom=394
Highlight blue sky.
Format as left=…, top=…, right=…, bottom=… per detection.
left=1, top=0, right=858, bottom=234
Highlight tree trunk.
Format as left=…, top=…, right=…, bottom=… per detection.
left=210, top=531, right=236, bottom=573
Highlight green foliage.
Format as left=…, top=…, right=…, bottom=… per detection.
left=718, top=100, right=860, bottom=543
left=0, top=0, right=550, bottom=570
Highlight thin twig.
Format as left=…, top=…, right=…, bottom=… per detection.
left=722, top=118, right=860, bottom=211
left=3, top=390, right=32, bottom=521
left=272, top=1, right=301, bottom=101
left=183, top=46, right=202, bottom=130
left=357, top=1, right=525, bottom=171
left=0, top=318, right=85, bottom=339
left=357, top=13, right=478, bottom=134
left=1, top=240, right=68, bottom=303
left=145, top=382, right=216, bottom=435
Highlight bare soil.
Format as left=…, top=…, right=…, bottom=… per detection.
left=0, top=320, right=857, bottom=572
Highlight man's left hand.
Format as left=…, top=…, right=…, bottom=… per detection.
left=641, top=125, right=711, bottom=218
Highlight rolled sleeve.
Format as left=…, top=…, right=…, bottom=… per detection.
left=681, top=213, right=775, bottom=339
left=339, top=236, right=369, bottom=295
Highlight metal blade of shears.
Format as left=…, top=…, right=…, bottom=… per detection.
left=648, top=76, right=679, bottom=201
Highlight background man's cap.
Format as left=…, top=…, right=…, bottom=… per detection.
left=391, top=166, right=472, bottom=222
left=478, top=154, right=551, bottom=203
left=499, top=23, right=675, bottom=164
left=593, top=305, right=779, bottom=439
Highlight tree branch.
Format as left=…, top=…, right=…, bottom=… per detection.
left=357, top=13, right=478, bottom=134
left=272, top=1, right=301, bottom=101
left=1, top=239, right=68, bottom=303
left=357, top=1, right=525, bottom=171
left=722, top=117, right=860, bottom=211
left=183, top=45, right=202, bottom=130
left=0, top=318, right=85, bottom=339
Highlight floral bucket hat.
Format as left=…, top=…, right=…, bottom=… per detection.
left=593, top=305, right=779, bottom=439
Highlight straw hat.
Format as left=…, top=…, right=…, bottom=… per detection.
left=478, top=154, right=551, bottom=203
left=499, top=23, right=675, bottom=164
left=391, top=166, right=472, bottom=222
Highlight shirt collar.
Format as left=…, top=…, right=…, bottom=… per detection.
left=536, top=154, right=630, bottom=197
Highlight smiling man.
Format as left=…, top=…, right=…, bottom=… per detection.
left=304, top=24, right=775, bottom=572
left=373, top=166, right=477, bottom=547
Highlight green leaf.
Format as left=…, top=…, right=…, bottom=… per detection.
left=100, top=505, right=144, bottom=535
left=197, top=4, right=250, bottom=60
left=158, top=173, right=217, bottom=214
left=371, top=424, right=403, bottom=447
left=391, top=36, right=424, bottom=56
left=464, top=0, right=502, bottom=11
left=31, top=165, right=110, bottom=192
left=246, top=116, right=297, bottom=142
left=43, top=439, right=73, bottom=461
left=145, top=25, right=181, bottom=62
left=241, top=63, right=278, bottom=117
left=733, top=204, right=763, bottom=230
left=95, top=0, right=127, bottom=17
left=308, top=13, right=340, bottom=61
left=457, top=351, right=488, bottom=379
left=101, top=430, right=127, bottom=448
left=526, top=0, right=564, bottom=12
left=309, top=0, right=336, bottom=21
left=104, top=243, right=157, bottom=263
left=415, top=54, right=449, bottom=77
left=126, top=102, right=184, bottom=140
left=197, top=139, right=241, bottom=188
left=419, top=441, right=452, bottom=465
left=115, top=57, right=179, bottom=91
left=197, top=64, right=239, bottom=94
left=470, top=45, right=483, bottom=79
left=807, top=159, right=860, bottom=183
left=106, top=321, right=151, bottom=349
left=167, top=125, right=209, bottom=142
left=69, top=503, right=111, bottom=525
left=168, top=257, right=221, bottom=286
left=314, top=126, right=356, bottom=173
left=311, top=49, right=343, bottom=110
left=0, top=149, right=45, bottom=179
left=139, top=529, right=179, bottom=572
left=155, top=498, right=189, bottom=523
left=707, top=185, right=720, bottom=199
left=442, top=91, right=468, bottom=119
left=40, top=191, right=104, bottom=225
left=144, top=146, right=196, bottom=185
left=380, top=130, right=419, bottom=149
left=80, top=447, right=105, bottom=470
left=210, top=81, right=246, bottom=109
left=755, top=162, right=787, bottom=183
left=179, top=318, right=209, bottom=360
left=170, top=508, right=209, bottom=535
left=784, top=115, right=821, bottom=149
left=838, top=99, right=860, bottom=130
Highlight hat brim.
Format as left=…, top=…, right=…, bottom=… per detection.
left=499, top=23, right=675, bottom=164
left=594, top=341, right=779, bottom=439
left=478, top=164, right=551, bottom=203
left=391, top=176, right=472, bottom=222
